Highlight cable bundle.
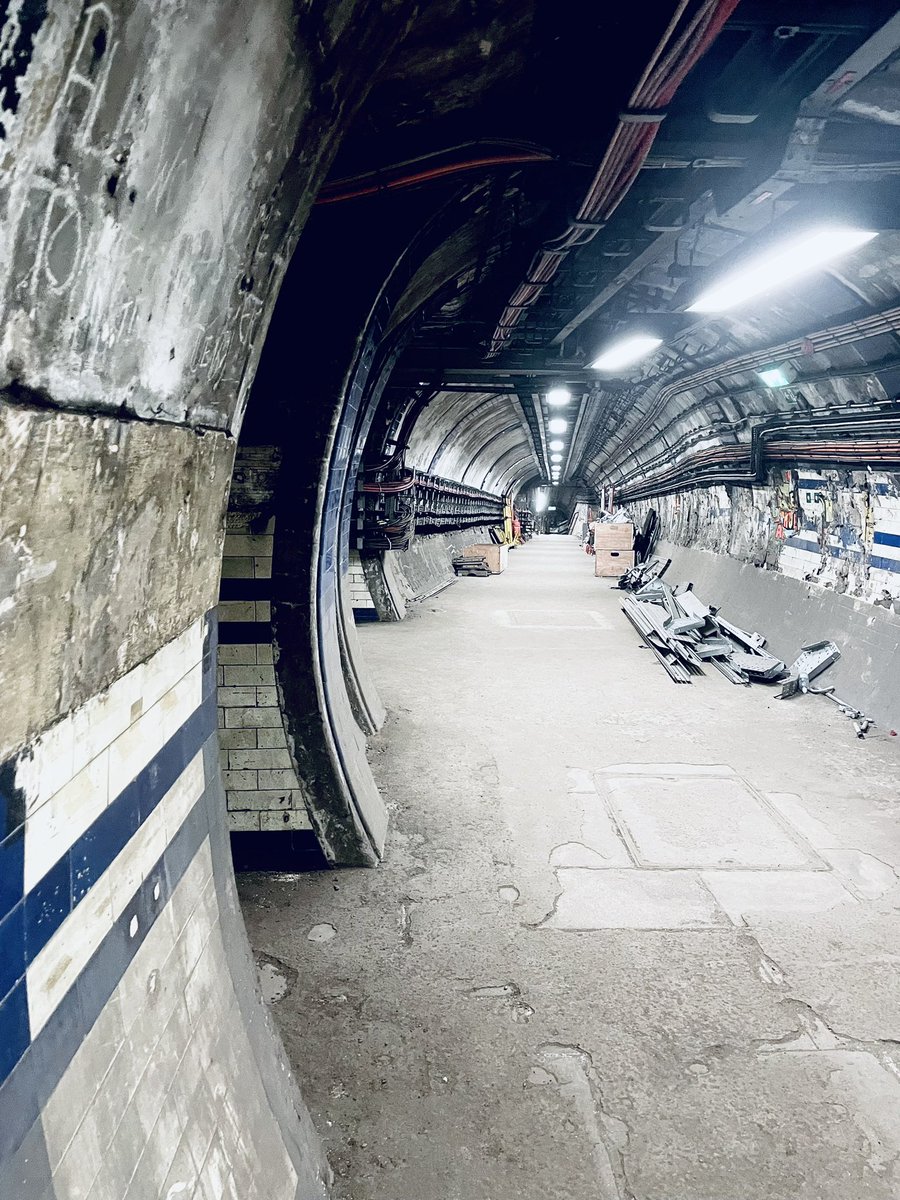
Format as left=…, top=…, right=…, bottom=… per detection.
left=487, top=0, right=740, bottom=356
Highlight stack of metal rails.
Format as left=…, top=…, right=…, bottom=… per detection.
left=452, top=552, right=493, bottom=577
left=621, top=579, right=786, bottom=685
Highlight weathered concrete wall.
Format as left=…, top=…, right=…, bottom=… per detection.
left=395, top=527, right=498, bottom=600
left=0, top=0, right=415, bottom=1193
left=632, top=468, right=900, bottom=611
left=0, top=405, right=232, bottom=759
left=654, top=540, right=900, bottom=734
left=362, top=527, right=498, bottom=620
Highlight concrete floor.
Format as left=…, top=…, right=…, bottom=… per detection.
left=239, top=536, right=900, bottom=1200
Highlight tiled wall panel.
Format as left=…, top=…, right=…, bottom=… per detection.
left=632, top=469, right=900, bottom=611
left=217, top=524, right=312, bottom=835
left=0, top=615, right=328, bottom=1199
left=348, top=551, right=375, bottom=610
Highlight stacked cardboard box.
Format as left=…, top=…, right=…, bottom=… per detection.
left=593, top=522, right=635, bottom=577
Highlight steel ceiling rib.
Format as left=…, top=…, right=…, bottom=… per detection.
left=550, top=193, right=715, bottom=347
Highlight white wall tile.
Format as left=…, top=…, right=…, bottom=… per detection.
left=108, top=664, right=203, bottom=798
left=27, top=753, right=206, bottom=1035
left=17, top=618, right=204, bottom=818
left=24, top=750, right=110, bottom=891
left=28, top=873, right=114, bottom=1035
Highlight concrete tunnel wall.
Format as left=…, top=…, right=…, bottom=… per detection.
left=0, top=0, right=420, bottom=1195
left=628, top=468, right=900, bottom=732
left=405, top=389, right=537, bottom=496
left=354, top=386, right=538, bottom=620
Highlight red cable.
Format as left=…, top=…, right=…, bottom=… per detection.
left=316, top=152, right=552, bottom=205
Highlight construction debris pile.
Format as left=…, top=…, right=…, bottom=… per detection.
left=618, top=569, right=874, bottom=736
left=620, top=573, right=785, bottom=685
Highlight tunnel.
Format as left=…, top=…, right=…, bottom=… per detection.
left=2, top=1, right=900, bottom=1197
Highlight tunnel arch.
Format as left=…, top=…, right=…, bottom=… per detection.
left=0, top=0, right=448, bottom=1194
left=5, top=3, right=900, bottom=1198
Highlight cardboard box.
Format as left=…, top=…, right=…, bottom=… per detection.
left=593, top=522, right=634, bottom=550
left=462, top=543, right=509, bottom=574
left=594, top=549, right=635, bottom=577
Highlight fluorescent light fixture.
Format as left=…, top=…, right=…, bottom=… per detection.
left=548, top=439, right=564, bottom=451
left=688, top=226, right=877, bottom=313
left=550, top=453, right=563, bottom=463
left=590, top=334, right=663, bottom=372
left=756, top=365, right=796, bottom=388
left=548, top=418, right=567, bottom=435
left=546, top=387, right=571, bottom=406
left=548, top=505, right=557, bottom=511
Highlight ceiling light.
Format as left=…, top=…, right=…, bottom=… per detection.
left=548, top=439, right=564, bottom=451
left=550, top=453, right=563, bottom=463
left=756, top=365, right=796, bottom=388
left=590, top=334, right=663, bottom=372
left=548, top=418, right=567, bottom=435
left=688, top=226, right=878, bottom=313
left=548, top=505, right=557, bottom=511
left=546, top=387, right=571, bottom=406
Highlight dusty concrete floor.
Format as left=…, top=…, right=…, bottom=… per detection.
left=239, top=536, right=900, bottom=1200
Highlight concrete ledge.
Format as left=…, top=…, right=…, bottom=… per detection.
left=366, top=527, right=498, bottom=620
left=658, top=541, right=900, bottom=733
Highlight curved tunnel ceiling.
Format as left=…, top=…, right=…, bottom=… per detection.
left=362, top=6, right=900, bottom=506
left=405, top=390, right=539, bottom=496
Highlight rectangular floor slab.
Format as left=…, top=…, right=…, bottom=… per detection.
left=702, top=869, right=856, bottom=925
left=545, top=868, right=729, bottom=930
left=605, top=774, right=820, bottom=870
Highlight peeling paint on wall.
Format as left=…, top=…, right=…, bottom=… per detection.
left=632, top=468, right=900, bottom=613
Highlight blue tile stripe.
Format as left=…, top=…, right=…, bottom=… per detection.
left=873, top=530, right=900, bottom=549
left=0, top=693, right=216, bottom=979
left=0, top=784, right=212, bottom=1163
left=0, top=612, right=219, bottom=1093
left=870, top=554, right=900, bottom=574
left=784, top=535, right=900, bottom=574
left=0, top=761, right=26, bottom=962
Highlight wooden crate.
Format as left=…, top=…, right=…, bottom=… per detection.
left=462, top=543, right=509, bottom=574
left=594, top=549, right=635, bottom=577
left=593, top=522, right=634, bottom=550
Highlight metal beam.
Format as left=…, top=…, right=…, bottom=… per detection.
left=549, top=194, right=715, bottom=348
left=802, top=11, right=900, bottom=118
left=396, top=365, right=597, bottom=390
left=512, top=391, right=549, bottom=481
